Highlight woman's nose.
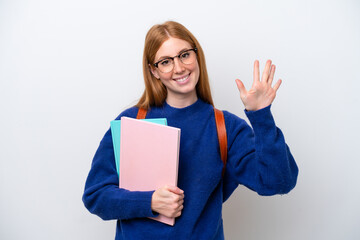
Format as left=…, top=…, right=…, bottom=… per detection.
left=173, top=57, right=185, bottom=74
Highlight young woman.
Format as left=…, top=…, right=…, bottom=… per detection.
left=83, top=21, right=298, bottom=239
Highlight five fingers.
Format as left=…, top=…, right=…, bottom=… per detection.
left=248, top=59, right=281, bottom=90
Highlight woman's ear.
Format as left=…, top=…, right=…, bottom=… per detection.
left=149, top=64, right=160, bottom=79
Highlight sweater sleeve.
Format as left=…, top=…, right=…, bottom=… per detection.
left=82, top=108, right=159, bottom=220
left=224, top=105, right=298, bottom=196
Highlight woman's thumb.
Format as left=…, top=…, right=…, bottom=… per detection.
left=235, top=79, right=247, bottom=97
left=166, top=185, right=184, bottom=194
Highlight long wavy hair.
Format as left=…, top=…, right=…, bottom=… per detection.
left=135, top=21, right=214, bottom=110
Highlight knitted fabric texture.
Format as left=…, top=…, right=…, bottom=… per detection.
left=82, top=99, right=298, bottom=240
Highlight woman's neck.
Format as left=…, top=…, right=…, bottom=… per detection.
left=165, top=92, right=198, bottom=109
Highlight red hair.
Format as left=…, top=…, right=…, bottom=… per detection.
left=136, top=21, right=214, bottom=109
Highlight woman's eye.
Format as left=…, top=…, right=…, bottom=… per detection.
left=181, top=52, right=190, bottom=59
left=160, top=59, right=170, bottom=66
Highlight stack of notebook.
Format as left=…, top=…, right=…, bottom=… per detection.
left=110, top=117, right=181, bottom=226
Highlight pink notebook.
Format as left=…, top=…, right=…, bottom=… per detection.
left=119, top=117, right=181, bottom=226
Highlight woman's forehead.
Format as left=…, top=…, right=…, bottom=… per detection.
left=155, top=37, right=192, bottom=59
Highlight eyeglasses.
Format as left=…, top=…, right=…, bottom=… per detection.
left=153, top=48, right=197, bottom=73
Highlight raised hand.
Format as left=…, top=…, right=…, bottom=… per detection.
left=235, top=60, right=282, bottom=111
left=151, top=185, right=184, bottom=218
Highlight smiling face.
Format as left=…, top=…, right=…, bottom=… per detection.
left=150, top=37, right=200, bottom=107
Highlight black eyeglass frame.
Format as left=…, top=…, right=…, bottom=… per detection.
left=153, top=48, right=198, bottom=68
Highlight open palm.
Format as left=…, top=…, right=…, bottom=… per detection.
left=235, top=60, right=282, bottom=111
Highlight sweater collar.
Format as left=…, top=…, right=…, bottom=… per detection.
left=163, top=98, right=207, bottom=115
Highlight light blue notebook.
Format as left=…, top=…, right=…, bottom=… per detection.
left=110, top=118, right=168, bottom=175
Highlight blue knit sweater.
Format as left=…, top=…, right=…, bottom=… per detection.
left=82, top=99, right=298, bottom=239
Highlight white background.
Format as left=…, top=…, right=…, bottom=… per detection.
left=1, top=0, right=359, bottom=239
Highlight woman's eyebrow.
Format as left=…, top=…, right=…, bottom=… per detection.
left=157, top=48, right=190, bottom=61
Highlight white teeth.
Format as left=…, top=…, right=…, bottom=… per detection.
left=175, top=75, right=189, bottom=82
